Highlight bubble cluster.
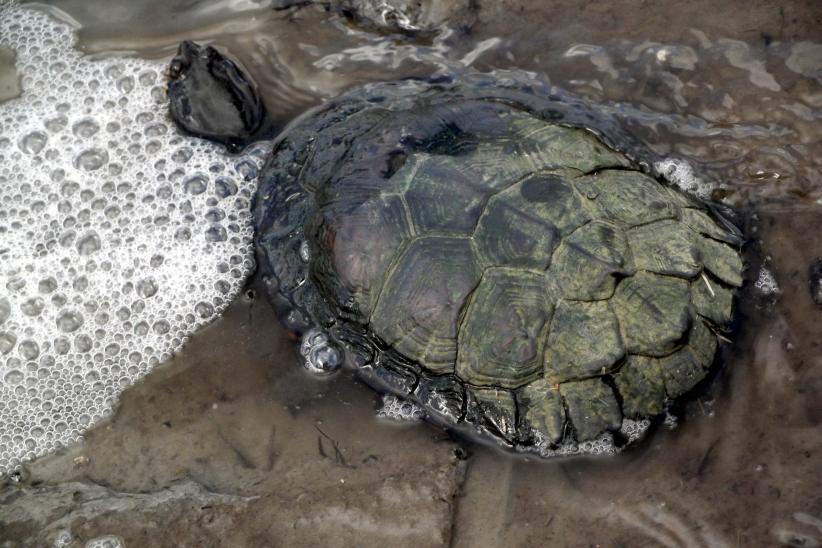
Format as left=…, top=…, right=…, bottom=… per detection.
left=53, top=530, right=74, bottom=547
left=377, top=394, right=425, bottom=422
left=0, top=5, right=266, bottom=474
left=299, top=329, right=342, bottom=374
left=754, top=267, right=780, bottom=295
left=84, top=536, right=125, bottom=548
left=654, top=158, right=714, bottom=199
left=528, top=418, right=651, bottom=459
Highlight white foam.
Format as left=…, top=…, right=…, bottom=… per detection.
left=754, top=267, right=780, bottom=295
left=654, top=157, right=714, bottom=199
left=377, top=394, right=424, bottom=422
left=299, top=329, right=342, bottom=374
left=527, top=418, right=651, bottom=459
left=0, top=5, right=264, bottom=474
left=84, top=536, right=125, bottom=548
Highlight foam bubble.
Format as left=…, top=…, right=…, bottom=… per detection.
left=53, top=529, right=74, bottom=548
left=654, top=157, right=714, bottom=199
left=0, top=4, right=266, bottom=474
left=525, top=418, right=651, bottom=458
left=377, top=394, right=425, bottom=422
left=84, top=536, right=125, bottom=548
left=299, top=329, right=342, bottom=374
left=754, top=267, right=780, bottom=295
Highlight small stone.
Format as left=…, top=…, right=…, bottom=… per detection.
left=810, top=258, right=822, bottom=306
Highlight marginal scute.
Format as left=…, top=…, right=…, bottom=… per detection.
left=549, top=220, right=633, bottom=300
left=695, top=233, right=744, bottom=287
left=544, top=300, right=624, bottom=383
left=659, top=347, right=707, bottom=398
left=560, top=378, right=623, bottom=442
left=688, top=318, right=718, bottom=367
left=614, top=355, right=667, bottom=417
left=517, top=379, right=566, bottom=445
left=510, top=118, right=632, bottom=173
left=691, top=275, right=735, bottom=325
left=613, top=271, right=691, bottom=356
left=371, top=236, right=481, bottom=372
left=457, top=268, right=553, bottom=388
left=680, top=207, right=743, bottom=245
left=413, top=372, right=465, bottom=424
left=311, top=194, right=413, bottom=317
left=360, top=354, right=418, bottom=396
left=579, top=170, right=680, bottom=227
left=627, top=220, right=701, bottom=278
left=466, top=387, right=518, bottom=442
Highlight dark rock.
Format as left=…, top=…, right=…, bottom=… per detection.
left=810, top=257, right=822, bottom=306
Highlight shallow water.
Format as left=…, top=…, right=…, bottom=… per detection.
left=2, top=0, right=822, bottom=546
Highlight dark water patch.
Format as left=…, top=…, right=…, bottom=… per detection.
left=0, top=45, right=20, bottom=103
left=32, top=0, right=822, bottom=205
left=810, top=257, right=822, bottom=306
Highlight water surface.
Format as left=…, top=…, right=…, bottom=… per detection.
left=3, top=1, right=822, bottom=546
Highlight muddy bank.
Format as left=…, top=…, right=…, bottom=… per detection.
left=1, top=289, right=466, bottom=547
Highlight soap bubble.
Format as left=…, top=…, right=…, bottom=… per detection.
left=0, top=4, right=267, bottom=474
left=300, top=329, right=343, bottom=374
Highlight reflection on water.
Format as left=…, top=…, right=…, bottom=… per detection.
left=32, top=0, right=822, bottom=204
left=4, top=0, right=822, bottom=546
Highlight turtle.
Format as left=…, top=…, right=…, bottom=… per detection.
left=167, top=45, right=745, bottom=456
left=167, top=41, right=272, bottom=152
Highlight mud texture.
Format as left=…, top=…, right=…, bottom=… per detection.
left=0, top=291, right=466, bottom=547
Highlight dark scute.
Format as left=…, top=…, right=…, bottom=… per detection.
left=464, top=388, right=518, bottom=444
left=520, top=174, right=569, bottom=203
left=413, top=373, right=465, bottom=424
left=167, top=40, right=268, bottom=152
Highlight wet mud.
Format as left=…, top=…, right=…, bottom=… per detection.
left=2, top=0, right=822, bottom=546
left=3, top=289, right=466, bottom=547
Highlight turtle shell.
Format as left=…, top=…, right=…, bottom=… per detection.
left=254, top=72, right=744, bottom=456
